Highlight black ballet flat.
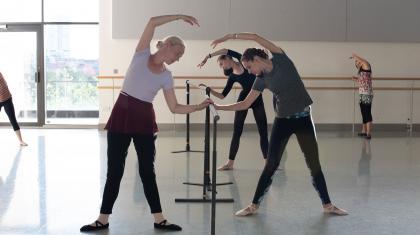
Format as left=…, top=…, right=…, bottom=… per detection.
left=80, top=220, right=109, bottom=232
left=154, top=220, right=182, bottom=231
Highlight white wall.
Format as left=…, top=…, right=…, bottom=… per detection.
left=99, top=0, right=420, bottom=125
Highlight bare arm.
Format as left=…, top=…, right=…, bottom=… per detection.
left=215, top=90, right=261, bottom=111
left=197, top=83, right=225, bottom=99
left=163, top=88, right=210, bottom=114
left=350, top=53, right=371, bottom=70
left=209, top=88, right=225, bottom=99
left=136, top=14, right=199, bottom=52
left=211, top=33, right=283, bottom=54
left=197, top=48, right=229, bottom=68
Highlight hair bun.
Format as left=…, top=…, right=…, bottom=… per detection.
left=242, top=48, right=269, bottom=61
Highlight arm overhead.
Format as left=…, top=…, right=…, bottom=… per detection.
left=136, top=14, right=199, bottom=52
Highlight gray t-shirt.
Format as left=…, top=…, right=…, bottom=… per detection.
left=252, top=52, right=313, bottom=118
left=122, top=48, right=174, bottom=103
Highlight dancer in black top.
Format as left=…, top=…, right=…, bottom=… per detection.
left=198, top=49, right=268, bottom=170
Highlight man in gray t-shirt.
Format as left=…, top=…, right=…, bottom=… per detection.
left=252, top=52, right=313, bottom=118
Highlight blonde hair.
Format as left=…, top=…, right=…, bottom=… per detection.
left=156, top=36, right=185, bottom=50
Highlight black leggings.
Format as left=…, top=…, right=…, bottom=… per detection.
left=360, top=103, right=372, bottom=124
left=252, top=115, right=331, bottom=205
left=100, top=131, right=162, bottom=214
left=229, top=94, right=268, bottom=160
left=0, top=98, right=20, bottom=131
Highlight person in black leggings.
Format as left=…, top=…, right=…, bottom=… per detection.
left=212, top=32, right=348, bottom=216
left=198, top=49, right=268, bottom=170
left=350, top=53, right=373, bottom=139
left=0, top=72, right=27, bottom=146
left=80, top=14, right=209, bottom=233
left=272, top=95, right=288, bottom=170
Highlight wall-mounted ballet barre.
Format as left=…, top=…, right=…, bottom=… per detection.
left=97, top=75, right=420, bottom=81
left=97, top=76, right=420, bottom=133
left=97, top=86, right=420, bottom=91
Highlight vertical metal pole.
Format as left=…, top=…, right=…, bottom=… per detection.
left=203, top=87, right=211, bottom=197
left=186, top=80, right=191, bottom=151
left=409, top=80, right=414, bottom=133
left=211, top=116, right=218, bottom=235
left=353, top=81, right=356, bottom=134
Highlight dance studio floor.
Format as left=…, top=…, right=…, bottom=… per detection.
left=1, top=128, right=420, bottom=235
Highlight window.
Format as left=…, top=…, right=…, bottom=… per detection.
left=44, top=25, right=99, bottom=124
left=0, top=1, right=99, bottom=125
left=0, top=0, right=42, bottom=22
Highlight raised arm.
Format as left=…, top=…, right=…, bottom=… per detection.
left=227, top=49, right=242, bottom=61
left=350, top=53, right=371, bottom=70
left=211, top=33, right=283, bottom=54
left=136, top=14, right=199, bottom=52
left=197, top=48, right=228, bottom=68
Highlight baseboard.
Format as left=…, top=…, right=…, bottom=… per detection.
left=97, top=123, right=418, bottom=132
left=3, top=123, right=417, bottom=131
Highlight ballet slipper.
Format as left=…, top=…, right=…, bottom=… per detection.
left=235, top=204, right=258, bottom=216
left=217, top=163, right=233, bottom=171
left=323, top=204, right=348, bottom=216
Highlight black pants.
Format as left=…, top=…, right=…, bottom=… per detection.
left=252, top=115, right=331, bottom=205
left=0, top=98, right=20, bottom=131
left=229, top=94, right=268, bottom=160
left=360, top=103, right=372, bottom=124
left=100, top=131, right=162, bottom=214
